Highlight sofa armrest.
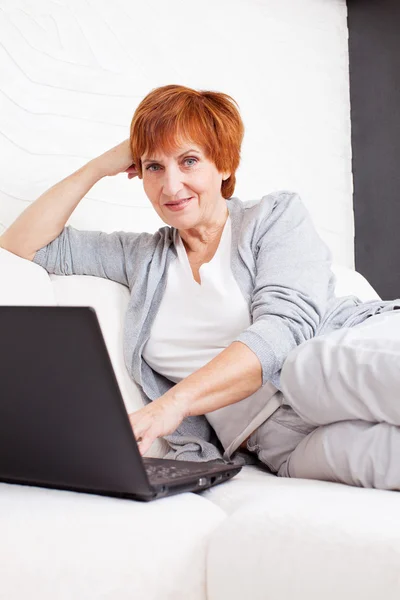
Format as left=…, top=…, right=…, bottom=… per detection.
left=0, top=247, right=57, bottom=305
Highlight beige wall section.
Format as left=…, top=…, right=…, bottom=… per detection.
left=0, top=0, right=352, bottom=266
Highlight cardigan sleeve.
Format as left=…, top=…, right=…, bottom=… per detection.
left=234, top=191, right=335, bottom=387
left=32, top=225, right=148, bottom=288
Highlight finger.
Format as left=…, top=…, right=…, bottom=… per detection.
left=136, top=437, right=151, bottom=456
left=138, top=442, right=146, bottom=456
left=130, top=420, right=153, bottom=450
left=137, top=435, right=152, bottom=456
left=136, top=437, right=145, bottom=455
left=132, top=425, right=146, bottom=444
left=134, top=433, right=148, bottom=456
left=128, top=410, right=142, bottom=428
left=128, top=416, right=145, bottom=443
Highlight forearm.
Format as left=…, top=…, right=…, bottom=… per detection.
left=0, top=159, right=104, bottom=260
left=169, top=341, right=263, bottom=417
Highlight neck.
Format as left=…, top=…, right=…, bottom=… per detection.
left=178, top=203, right=229, bottom=254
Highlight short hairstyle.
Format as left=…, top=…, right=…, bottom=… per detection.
left=130, top=84, right=244, bottom=199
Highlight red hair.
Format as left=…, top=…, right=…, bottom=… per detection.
left=130, top=85, right=244, bottom=199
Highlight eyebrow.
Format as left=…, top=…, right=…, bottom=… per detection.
left=142, top=149, right=201, bottom=165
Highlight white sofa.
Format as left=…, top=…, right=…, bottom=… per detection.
left=2, top=243, right=400, bottom=600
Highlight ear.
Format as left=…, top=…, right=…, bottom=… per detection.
left=222, top=172, right=231, bottom=181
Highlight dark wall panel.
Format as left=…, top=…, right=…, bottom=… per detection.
left=347, top=0, right=400, bottom=300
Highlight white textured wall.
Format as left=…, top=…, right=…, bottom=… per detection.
left=0, top=0, right=353, bottom=267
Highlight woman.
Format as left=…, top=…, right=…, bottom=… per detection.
left=2, top=84, right=400, bottom=489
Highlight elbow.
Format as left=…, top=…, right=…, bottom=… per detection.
left=0, top=237, right=36, bottom=261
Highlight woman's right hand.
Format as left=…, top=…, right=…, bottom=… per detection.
left=92, top=139, right=138, bottom=179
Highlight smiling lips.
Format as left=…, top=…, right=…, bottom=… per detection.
left=165, top=197, right=192, bottom=206
left=164, top=198, right=193, bottom=210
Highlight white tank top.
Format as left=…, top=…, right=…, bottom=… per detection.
left=143, top=215, right=251, bottom=381
left=142, top=215, right=281, bottom=457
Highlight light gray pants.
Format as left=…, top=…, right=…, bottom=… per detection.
left=246, top=308, right=400, bottom=490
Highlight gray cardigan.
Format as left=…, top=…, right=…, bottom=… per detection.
left=33, top=191, right=383, bottom=463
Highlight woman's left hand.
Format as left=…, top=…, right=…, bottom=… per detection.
left=128, top=394, right=189, bottom=456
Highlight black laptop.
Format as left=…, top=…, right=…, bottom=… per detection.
left=0, top=306, right=241, bottom=501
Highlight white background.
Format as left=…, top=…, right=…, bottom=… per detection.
left=0, top=0, right=353, bottom=266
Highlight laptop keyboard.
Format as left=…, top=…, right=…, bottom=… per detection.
left=143, top=458, right=227, bottom=482
left=145, top=464, right=199, bottom=481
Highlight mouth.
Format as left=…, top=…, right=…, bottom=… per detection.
left=164, top=197, right=193, bottom=210
left=165, top=197, right=192, bottom=206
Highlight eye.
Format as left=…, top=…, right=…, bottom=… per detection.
left=145, top=163, right=162, bottom=172
left=183, top=157, right=198, bottom=167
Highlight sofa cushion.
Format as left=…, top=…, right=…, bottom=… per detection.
left=0, top=481, right=226, bottom=600
left=49, top=274, right=140, bottom=413
left=330, top=263, right=380, bottom=301
left=205, top=466, right=400, bottom=600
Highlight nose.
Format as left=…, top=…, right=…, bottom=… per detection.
left=162, top=164, right=184, bottom=198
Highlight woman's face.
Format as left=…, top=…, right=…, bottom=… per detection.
left=141, top=142, right=229, bottom=228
